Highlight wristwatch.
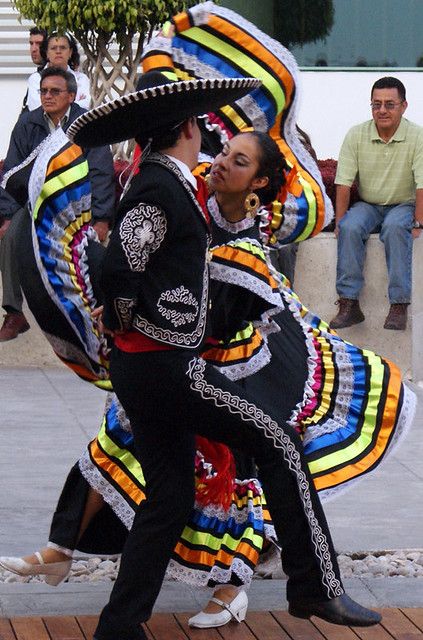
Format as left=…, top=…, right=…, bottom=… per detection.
left=413, top=220, right=423, bottom=229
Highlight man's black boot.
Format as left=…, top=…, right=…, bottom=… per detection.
left=289, top=593, right=381, bottom=627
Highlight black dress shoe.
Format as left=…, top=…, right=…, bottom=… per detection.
left=288, top=593, right=381, bottom=627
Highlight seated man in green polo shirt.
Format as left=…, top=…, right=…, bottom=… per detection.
left=330, top=76, right=423, bottom=331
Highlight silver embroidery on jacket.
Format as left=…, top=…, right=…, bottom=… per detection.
left=133, top=258, right=209, bottom=347
left=115, top=297, right=136, bottom=330
left=120, top=204, right=167, bottom=272
left=157, top=285, right=199, bottom=327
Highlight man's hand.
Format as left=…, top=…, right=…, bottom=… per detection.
left=92, top=305, right=124, bottom=338
left=92, top=220, right=110, bottom=243
left=0, top=218, right=11, bottom=240
left=412, top=228, right=422, bottom=239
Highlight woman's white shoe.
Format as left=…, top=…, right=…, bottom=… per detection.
left=188, top=590, right=248, bottom=628
left=0, top=551, right=72, bottom=586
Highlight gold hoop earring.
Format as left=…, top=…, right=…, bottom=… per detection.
left=244, top=192, right=260, bottom=218
left=204, top=173, right=213, bottom=193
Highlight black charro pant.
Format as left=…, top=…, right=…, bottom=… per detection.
left=95, top=347, right=344, bottom=640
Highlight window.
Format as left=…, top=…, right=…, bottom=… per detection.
left=290, top=0, right=423, bottom=68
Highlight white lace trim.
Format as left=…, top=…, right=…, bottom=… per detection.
left=202, top=117, right=229, bottom=147
left=42, top=331, right=108, bottom=379
left=389, top=383, right=417, bottom=454
left=142, top=34, right=173, bottom=57
left=106, top=392, right=132, bottom=433
left=210, top=258, right=282, bottom=309
left=207, top=195, right=257, bottom=232
left=215, top=340, right=272, bottom=381
left=188, top=0, right=215, bottom=26
left=78, top=450, right=135, bottom=530
left=261, top=258, right=321, bottom=430
left=2, top=138, right=41, bottom=189
left=166, top=556, right=254, bottom=587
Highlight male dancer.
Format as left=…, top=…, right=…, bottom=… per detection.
left=68, top=72, right=381, bottom=640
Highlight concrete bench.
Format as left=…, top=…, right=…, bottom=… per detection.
left=294, top=232, right=423, bottom=382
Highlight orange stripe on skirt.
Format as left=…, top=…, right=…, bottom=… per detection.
left=89, top=439, right=145, bottom=505
left=314, top=362, right=403, bottom=490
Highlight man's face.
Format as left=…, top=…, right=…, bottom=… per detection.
left=371, top=88, right=407, bottom=136
left=40, top=75, right=75, bottom=121
left=29, top=34, right=44, bottom=66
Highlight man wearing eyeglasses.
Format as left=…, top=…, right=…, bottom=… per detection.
left=0, top=66, right=115, bottom=341
left=330, top=76, right=423, bottom=331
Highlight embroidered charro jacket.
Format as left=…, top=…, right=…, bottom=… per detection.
left=101, top=153, right=211, bottom=349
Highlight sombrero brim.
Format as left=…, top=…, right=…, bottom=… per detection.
left=67, top=77, right=262, bottom=148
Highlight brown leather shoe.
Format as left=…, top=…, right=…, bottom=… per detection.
left=0, top=312, right=30, bottom=342
left=384, top=303, right=408, bottom=330
left=329, top=298, right=365, bottom=329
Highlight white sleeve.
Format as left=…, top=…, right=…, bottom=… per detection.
left=74, top=71, right=91, bottom=110
left=26, top=72, right=41, bottom=111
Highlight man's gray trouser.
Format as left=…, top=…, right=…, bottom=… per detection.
left=0, top=209, right=25, bottom=313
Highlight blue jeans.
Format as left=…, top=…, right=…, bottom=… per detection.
left=336, top=201, right=414, bottom=303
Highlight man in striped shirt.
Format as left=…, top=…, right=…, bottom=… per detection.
left=330, top=76, right=423, bottom=331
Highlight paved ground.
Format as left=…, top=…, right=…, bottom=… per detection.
left=0, top=365, right=422, bottom=616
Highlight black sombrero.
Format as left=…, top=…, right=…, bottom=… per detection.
left=67, top=71, right=262, bottom=148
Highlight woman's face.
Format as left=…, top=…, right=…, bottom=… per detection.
left=209, top=133, right=264, bottom=195
left=47, top=37, right=72, bottom=69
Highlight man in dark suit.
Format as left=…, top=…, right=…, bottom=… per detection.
left=0, top=66, right=115, bottom=341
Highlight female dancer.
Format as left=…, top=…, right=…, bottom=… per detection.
left=0, top=127, right=413, bottom=629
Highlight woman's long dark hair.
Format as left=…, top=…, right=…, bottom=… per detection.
left=243, top=131, right=289, bottom=205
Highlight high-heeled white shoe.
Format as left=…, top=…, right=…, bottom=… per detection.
left=0, top=552, right=72, bottom=586
left=188, top=590, right=248, bottom=628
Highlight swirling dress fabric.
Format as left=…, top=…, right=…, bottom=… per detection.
left=18, top=128, right=110, bottom=387
left=142, top=0, right=333, bottom=244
